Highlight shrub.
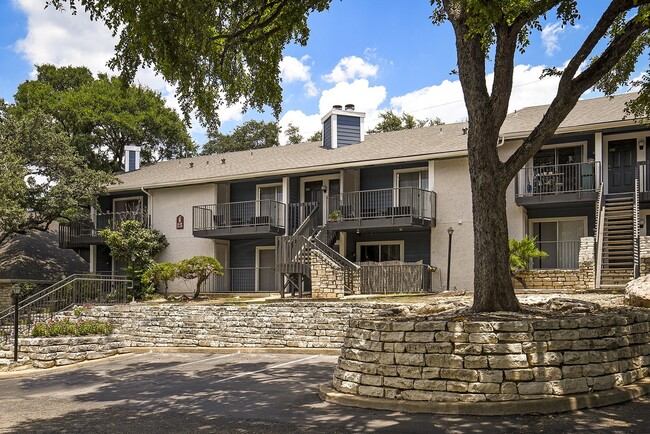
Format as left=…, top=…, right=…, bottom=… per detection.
left=32, top=318, right=114, bottom=337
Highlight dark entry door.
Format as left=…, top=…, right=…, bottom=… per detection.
left=608, top=139, right=636, bottom=193
left=303, top=180, right=324, bottom=226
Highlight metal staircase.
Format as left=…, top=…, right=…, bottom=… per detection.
left=597, top=192, right=636, bottom=290
left=275, top=205, right=359, bottom=297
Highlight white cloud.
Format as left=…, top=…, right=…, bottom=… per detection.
left=541, top=22, right=564, bottom=56
left=280, top=55, right=311, bottom=83
left=323, top=56, right=378, bottom=83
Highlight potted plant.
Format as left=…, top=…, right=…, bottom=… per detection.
left=328, top=209, right=341, bottom=222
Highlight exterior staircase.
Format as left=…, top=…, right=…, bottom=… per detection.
left=598, top=193, right=635, bottom=290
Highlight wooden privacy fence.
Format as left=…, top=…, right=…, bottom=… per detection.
left=358, top=261, right=430, bottom=294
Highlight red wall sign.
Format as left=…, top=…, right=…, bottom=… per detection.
left=176, top=215, right=184, bottom=230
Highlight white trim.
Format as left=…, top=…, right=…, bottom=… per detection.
left=89, top=245, right=97, bottom=273
left=393, top=167, right=429, bottom=189
left=300, top=174, right=340, bottom=221
left=255, top=246, right=275, bottom=292
left=603, top=132, right=646, bottom=194
left=356, top=240, right=405, bottom=262
left=331, top=113, right=338, bottom=149
left=527, top=217, right=588, bottom=240
left=112, top=196, right=144, bottom=214
left=528, top=141, right=587, bottom=169
left=256, top=182, right=282, bottom=218
left=428, top=160, right=435, bottom=191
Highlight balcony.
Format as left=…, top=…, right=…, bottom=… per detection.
left=515, top=161, right=601, bottom=206
left=59, top=211, right=150, bottom=248
left=326, top=187, right=436, bottom=231
left=193, top=200, right=286, bottom=239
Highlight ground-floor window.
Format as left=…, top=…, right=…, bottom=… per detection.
left=529, top=218, right=586, bottom=269
left=356, top=241, right=404, bottom=262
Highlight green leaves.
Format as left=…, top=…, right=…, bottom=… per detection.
left=367, top=110, right=443, bottom=134
left=0, top=103, right=115, bottom=245
left=49, top=0, right=331, bottom=131
left=14, top=64, right=196, bottom=172
left=509, top=236, right=548, bottom=272
left=202, top=119, right=280, bottom=154
left=176, top=256, right=224, bottom=299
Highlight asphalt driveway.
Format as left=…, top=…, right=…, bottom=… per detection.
left=1, top=351, right=649, bottom=433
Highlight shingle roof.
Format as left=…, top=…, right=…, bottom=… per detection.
left=111, top=92, right=640, bottom=191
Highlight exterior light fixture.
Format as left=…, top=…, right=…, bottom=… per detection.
left=639, top=140, right=645, bottom=150
left=446, top=227, right=454, bottom=291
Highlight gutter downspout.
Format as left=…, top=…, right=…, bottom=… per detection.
left=141, top=186, right=153, bottom=227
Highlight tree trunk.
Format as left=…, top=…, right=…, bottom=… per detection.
left=467, top=130, right=521, bottom=313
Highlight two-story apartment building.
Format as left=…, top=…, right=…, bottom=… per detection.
left=59, top=93, right=650, bottom=294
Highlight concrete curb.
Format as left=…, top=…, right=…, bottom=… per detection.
left=124, top=346, right=341, bottom=356
left=0, top=353, right=136, bottom=380
left=319, top=378, right=650, bottom=415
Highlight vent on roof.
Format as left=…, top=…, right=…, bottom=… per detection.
left=321, top=104, right=365, bottom=150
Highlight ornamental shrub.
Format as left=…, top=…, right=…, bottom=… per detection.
left=32, top=318, right=114, bottom=337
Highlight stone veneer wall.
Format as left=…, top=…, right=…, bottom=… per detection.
left=514, top=237, right=595, bottom=291
left=1, top=336, right=124, bottom=369
left=333, top=311, right=650, bottom=402
left=79, top=303, right=389, bottom=348
left=310, top=250, right=345, bottom=299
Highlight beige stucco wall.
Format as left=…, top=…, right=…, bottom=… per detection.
left=429, top=139, right=527, bottom=292
left=150, top=183, right=218, bottom=293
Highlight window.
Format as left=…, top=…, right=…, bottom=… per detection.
left=533, top=145, right=583, bottom=167
left=112, top=197, right=144, bottom=224
left=357, top=241, right=404, bottom=263
left=256, top=183, right=283, bottom=223
left=529, top=218, right=586, bottom=269
left=394, top=168, right=428, bottom=209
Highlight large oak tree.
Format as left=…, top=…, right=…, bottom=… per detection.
left=14, top=64, right=196, bottom=172
left=51, top=0, right=650, bottom=311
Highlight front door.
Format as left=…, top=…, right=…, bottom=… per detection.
left=304, top=180, right=324, bottom=226
left=257, top=248, right=278, bottom=292
left=608, top=139, right=636, bottom=193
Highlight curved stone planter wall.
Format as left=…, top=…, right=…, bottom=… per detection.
left=332, top=311, right=650, bottom=404
left=2, top=336, right=124, bottom=369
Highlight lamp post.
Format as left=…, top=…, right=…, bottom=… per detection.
left=446, top=227, right=454, bottom=291
left=11, top=284, right=21, bottom=362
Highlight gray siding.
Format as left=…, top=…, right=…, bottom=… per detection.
left=527, top=203, right=595, bottom=236
left=323, top=117, right=332, bottom=149
left=360, top=162, right=427, bottom=191
left=229, top=239, right=275, bottom=268
left=337, top=115, right=361, bottom=148
left=289, top=177, right=300, bottom=204
left=230, top=181, right=257, bottom=202
left=346, top=230, right=431, bottom=264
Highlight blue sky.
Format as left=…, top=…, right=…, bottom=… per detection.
left=0, top=1, right=646, bottom=145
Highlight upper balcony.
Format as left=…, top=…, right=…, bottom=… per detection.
left=193, top=200, right=286, bottom=239
left=326, top=187, right=436, bottom=231
left=515, top=161, right=601, bottom=206
left=59, top=211, right=150, bottom=249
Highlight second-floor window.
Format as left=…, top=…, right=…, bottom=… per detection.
left=533, top=145, right=583, bottom=168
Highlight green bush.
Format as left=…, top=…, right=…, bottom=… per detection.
left=32, top=318, right=114, bottom=337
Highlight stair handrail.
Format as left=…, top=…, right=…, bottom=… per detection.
left=595, top=183, right=605, bottom=289
left=0, top=274, right=131, bottom=338
left=634, top=177, right=640, bottom=279
left=310, top=237, right=360, bottom=271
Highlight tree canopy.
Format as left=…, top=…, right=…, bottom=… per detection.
left=284, top=123, right=304, bottom=144
left=56, top=0, right=650, bottom=312
left=368, top=110, right=444, bottom=134
left=13, top=64, right=196, bottom=172
left=201, top=119, right=280, bottom=154
left=0, top=101, right=115, bottom=246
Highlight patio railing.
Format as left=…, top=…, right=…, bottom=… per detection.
left=202, top=267, right=278, bottom=292
left=516, top=161, right=600, bottom=197
left=328, top=187, right=436, bottom=222
left=193, top=200, right=286, bottom=232
left=59, top=211, right=150, bottom=247
left=530, top=240, right=581, bottom=270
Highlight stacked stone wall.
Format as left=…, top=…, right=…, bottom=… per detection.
left=310, top=250, right=345, bottom=299
left=333, top=311, right=650, bottom=402
left=1, top=336, right=124, bottom=369
left=639, top=236, right=650, bottom=276
left=78, top=303, right=389, bottom=349
left=514, top=237, right=594, bottom=291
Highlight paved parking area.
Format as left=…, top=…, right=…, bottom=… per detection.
left=1, top=351, right=650, bottom=433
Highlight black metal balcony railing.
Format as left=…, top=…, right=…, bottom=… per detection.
left=193, top=200, right=286, bottom=232
left=327, top=187, right=436, bottom=222
left=59, top=211, right=150, bottom=248
left=201, top=267, right=279, bottom=292
left=516, top=161, right=601, bottom=197
left=530, top=240, right=580, bottom=270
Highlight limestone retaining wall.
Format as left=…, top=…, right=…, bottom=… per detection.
left=79, top=302, right=389, bottom=349
left=1, top=335, right=124, bottom=369
left=333, top=310, right=650, bottom=402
